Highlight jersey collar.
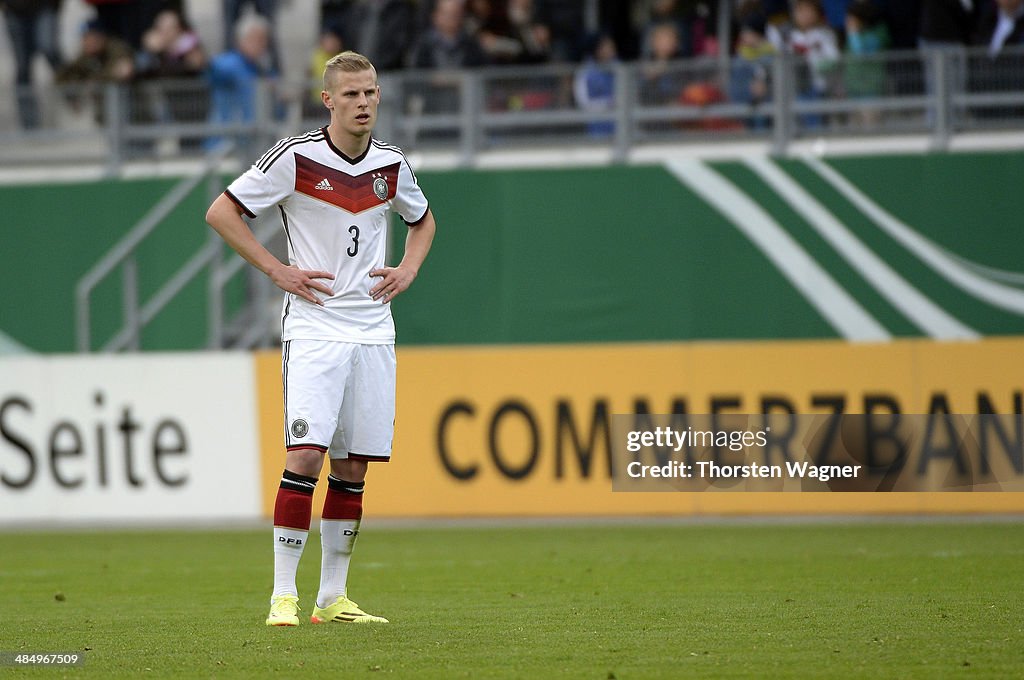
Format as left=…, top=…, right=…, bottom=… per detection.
left=322, top=126, right=372, bottom=165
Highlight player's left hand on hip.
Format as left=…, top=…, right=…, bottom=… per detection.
left=369, top=265, right=416, bottom=303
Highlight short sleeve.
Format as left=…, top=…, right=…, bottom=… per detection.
left=392, top=156, right=429, bottom=225
left=224, top=151, right=294, bottom=218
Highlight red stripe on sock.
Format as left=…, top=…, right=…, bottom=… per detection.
left=274, top=487, right=314, bottom=530
left=322, top=488, right=363, bottom=520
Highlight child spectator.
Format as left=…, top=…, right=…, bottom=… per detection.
left=641, top=22, right=686, bottom=105
left=729, top=7, right=775, bottom=129
left=844, top=0, right=890, bottom=127
left=641, top=0, right=692, bottom=58
left=573, top=33, right=618, bottom=136
left=773, top=0, right=839, bottom=127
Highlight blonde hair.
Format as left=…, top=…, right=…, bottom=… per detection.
left=323, top=51, right=376, bottom=89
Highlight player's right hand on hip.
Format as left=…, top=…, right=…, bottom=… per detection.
left=270, top=265, right=335, bottom=306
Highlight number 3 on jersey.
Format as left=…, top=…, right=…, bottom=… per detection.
left=347, top=225, right=359, bottom=256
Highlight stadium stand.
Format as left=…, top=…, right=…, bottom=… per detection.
left=1, top=0, right=1022, bottom=171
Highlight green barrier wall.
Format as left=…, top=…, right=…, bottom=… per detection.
left=0, top=177, right=244, bottom=353
left=2, top=151, right=1023, bottom=352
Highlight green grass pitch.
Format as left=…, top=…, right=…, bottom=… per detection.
left=2, top=520, right=1022, bottom=678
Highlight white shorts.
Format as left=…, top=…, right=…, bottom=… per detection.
left=282, top=340, right=396, bottom=461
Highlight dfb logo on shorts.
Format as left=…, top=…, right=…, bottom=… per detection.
left=278, top=536, right=303, bottom=546
left=373, top=177, right=388, bottom=201
left=290, top=419, right=309, bottom=438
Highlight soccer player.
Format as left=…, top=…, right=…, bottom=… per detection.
left=205, top=51, right=435, bottom=626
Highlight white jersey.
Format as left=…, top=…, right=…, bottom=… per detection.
left=225, top=127, right=429, bottom=344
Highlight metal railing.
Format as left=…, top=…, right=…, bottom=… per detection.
left=4, top=46, right=1024, bottom=175
left=360, top=47, right=1024, bottom=158
left=74, top=141, right=283, bottom=352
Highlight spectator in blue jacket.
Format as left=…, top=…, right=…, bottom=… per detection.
left=206, top=14, right=276, bottom=149
left=573, top=33, right=618, bottom=137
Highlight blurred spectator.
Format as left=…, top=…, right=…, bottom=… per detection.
left=641, top=1, right=719, bottom=59
left=679, top=79, right=737, bottom=130
left=466, top=0, right=518, bottom=63
left=473, top=0, right=552, bottom=65
left=323, top=0, right=416, bottom=72
left=464, top=0, right=493, bottom=35
left=667, top=1, right=736, bottom=131
left=641, top=0, right=693, bottom=58
left=844, top=0, right=890, bottom=126
left=729, top=6, right=775, bottom=129
left=640, top=22, right=686, bottom=105
left=970, top=0, right=1024, bottom=120
left=57, top=19, right=134, bottom=84
left=134, top=8, right=208, bottom=151
left=534, top=0, right=584, bottom=61
left=84, top=0, right=167, bottom=50
left=822, top=0, right=852, bottom=31
left=207, top=14, right=276, bottom=148
left=918, top=0, right=976, bottom=124
left=408, top=0, right=484, bottom=122
left=136, top=8, right=207, bottom=79
left=649, top=19, right=682, bottom=63
left=598, top=0, right=636, bottom=59
left=573, top=32, right=617, bottom=136
left=976, top=0, right=1024, bottom=56
left=56, top=19, right=134, bottom=124
left=409, top=0, right=486, bottom=68
left=789, top=0, right=840, bottom=90
left=506, top=0, right=552, bottom=63
left=876, top=0, right=920, bottom=50
left=773, top=0, right=839, bottom=126
left=919, top=0, right=978, bottom=47
left=762, top=0, right=793, bottom=23
left=2, top=0, right=62, bottom=129
left=685, top=1, right=719, bottom=58
left=308, top=25, right=343, bottom=110
left=222, top=0, right=279, bottom=70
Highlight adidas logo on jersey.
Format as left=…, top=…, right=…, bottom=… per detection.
left=315, top=178, right=334, bottom=191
